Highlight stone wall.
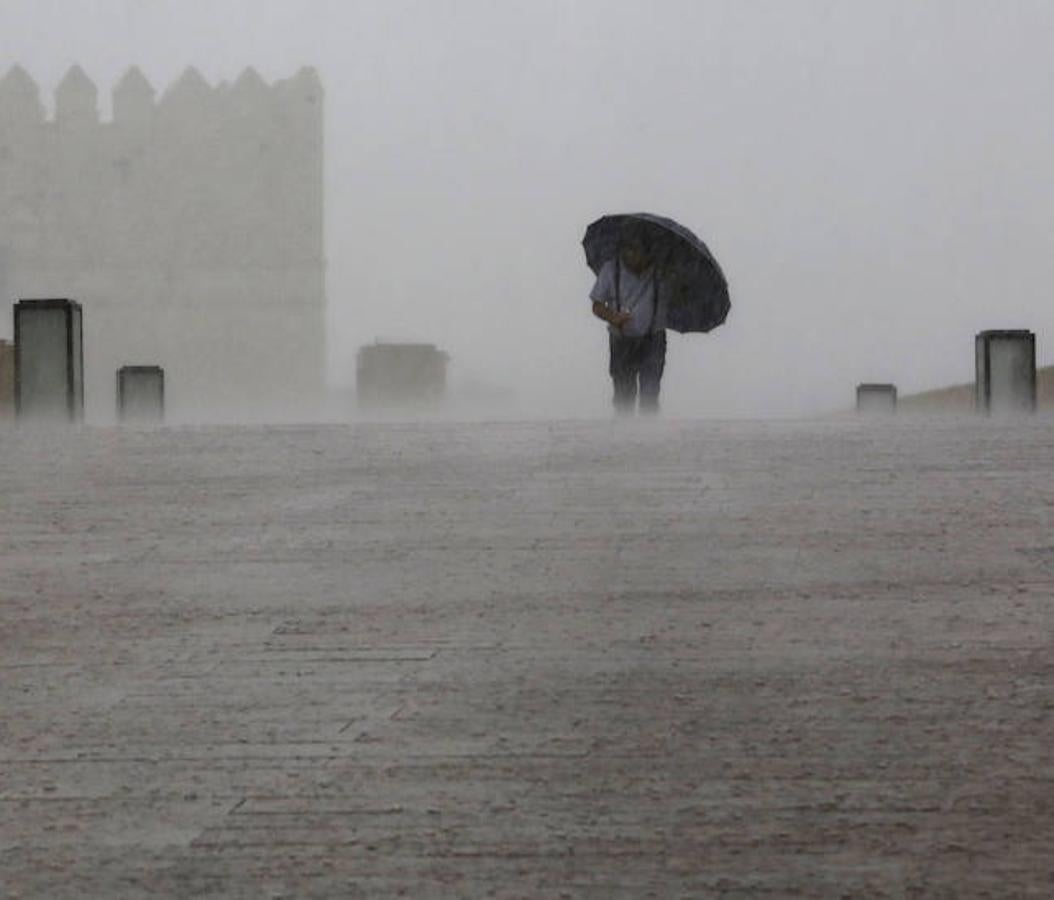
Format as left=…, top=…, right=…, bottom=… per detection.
left=0, top=64, right=325, bottom=421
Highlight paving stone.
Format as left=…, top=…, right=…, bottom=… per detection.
left=1, top=419, right=1052, bottom=896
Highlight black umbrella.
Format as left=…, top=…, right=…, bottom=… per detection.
left=582, top=212, right=730, bottom=334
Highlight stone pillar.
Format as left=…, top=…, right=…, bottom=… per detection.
left=975, top=330, right=1036, bottom=415
left=14, top=299, right=83, bottom=422
left=856, top=383, right=897, bottom=415
left=117, top=365, right=164, bottom=423
left=0, top=339, right=14, bottom=416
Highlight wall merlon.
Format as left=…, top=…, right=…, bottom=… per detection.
left=1, top=64, right=41, bottom=98
left=114, top=66, right=156, bottom=100
left=57, top=64, right=97, bottom=95
left=233, top=66, right=269, bottom=92
left=0, top=64, right=44, bottom=121
left=293, top=66, right=323, bottom=93
left=56, top=64, right=99, bottom=125
left=274, top=67, right=323, bottom=121
left=158, top=65, right=214, bottom=110
left=229, top=67, right=273, bottom=114
left=113, top=66, right=156, bottom=127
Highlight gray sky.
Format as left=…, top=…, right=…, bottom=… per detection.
left=3, top=0, right=1054, bottom=416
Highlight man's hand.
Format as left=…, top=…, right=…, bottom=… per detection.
left=592, top=301, right=632, bottom=330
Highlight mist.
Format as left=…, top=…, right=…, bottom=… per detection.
left=3, top=0, right=1054, bottom=419
left=6, top=5, right=1054, bottom=894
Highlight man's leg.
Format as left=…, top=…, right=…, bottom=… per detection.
left=638, top=330, right=667, bottom=414
left=609, top=334, right=638, bottom=414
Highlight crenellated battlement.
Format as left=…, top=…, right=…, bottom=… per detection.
left=0, top=64, right=323, bottom=268
left=0, top=64, right=322, bottom=126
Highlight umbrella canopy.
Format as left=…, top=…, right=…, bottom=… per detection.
left=582, top=212, right=730, bottom=334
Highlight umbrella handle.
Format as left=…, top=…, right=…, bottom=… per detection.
left=649, top=269, right=659, bottom=333
left=614, top=237, right=621, bottom=313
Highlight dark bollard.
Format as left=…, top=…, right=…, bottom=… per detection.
left=856, top=383, right=897, bottom=415
left=117, top=365, right=164, bottom=423
left=14, top=299, right=84, bottom=422
left=975, top=330, right=1036, bottom=415
left=0, top=339, right=14, bottom=417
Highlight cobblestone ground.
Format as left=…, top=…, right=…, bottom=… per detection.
left=1, top=418, right=1052, bottom=898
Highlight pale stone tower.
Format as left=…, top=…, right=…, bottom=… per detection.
left=0, top=64, right=326, bottom=421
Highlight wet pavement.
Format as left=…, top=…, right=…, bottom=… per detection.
left=1, top=418, right=1052, bottom=897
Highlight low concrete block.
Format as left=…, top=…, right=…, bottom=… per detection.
left=356, top=342, right=449, bottom=410
left=856, top=383, right=897, bottom=415
left=117, top=365, right=164, bottom=423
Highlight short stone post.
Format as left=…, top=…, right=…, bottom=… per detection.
left=14, top=299, right=84, bottom=422
left=856, top=383, right=897, bottom=415
left=975, top=330, right=1036, bottom=415
left=0, top=339, right=14, bottom=417
left=117, top=365, right=164, bottom=423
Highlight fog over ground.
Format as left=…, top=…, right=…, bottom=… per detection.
left=3, top=0, right=1053, bottom=417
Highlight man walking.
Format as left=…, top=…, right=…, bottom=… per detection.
left=589, top=235, right=666, bottom=414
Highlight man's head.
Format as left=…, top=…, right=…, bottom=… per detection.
left=620, top=233, right=652, bottom=274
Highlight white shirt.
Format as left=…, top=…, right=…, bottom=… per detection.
left=589, top=259, right=665, bottom=337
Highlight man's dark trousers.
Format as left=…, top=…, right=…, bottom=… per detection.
left=609, top=330, right=666, bottom=413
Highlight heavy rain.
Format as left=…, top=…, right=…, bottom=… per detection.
left=1, top=2, right=1052, bottom=896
